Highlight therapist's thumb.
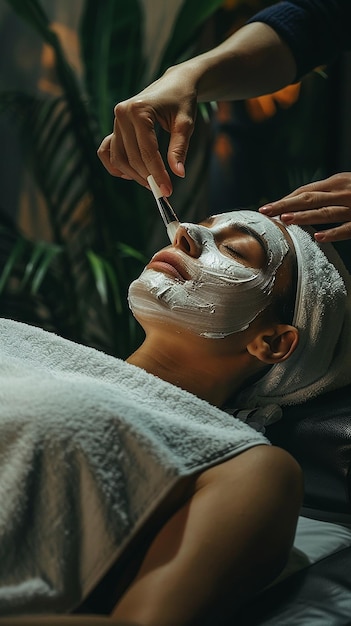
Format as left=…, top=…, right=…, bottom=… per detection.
left=167, top=113, right=195, bottom=178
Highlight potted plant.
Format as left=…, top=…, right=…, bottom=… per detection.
left=0, top=0, right=224, bottom=357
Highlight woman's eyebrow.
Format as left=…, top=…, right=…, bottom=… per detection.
left=230, top=225, right=268, bottom=263
left=200, top=217, right=216, bottom=227
left=200, top=218, right=268, bottom=262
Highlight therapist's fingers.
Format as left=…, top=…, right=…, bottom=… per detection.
left=97, top=130, right=150, bottom=188
left=113, top=99, right=194, bottom=195
left=281, top=206, right=351, bottom=241
left=259, top=173, right=351, bottom=218
left=279, top=205, right=351, bottom=226
left=111, top=101, right=171, bottom=193
left=258, top=181, right=351, bottom=241
left=166, top=109, right=195, bottom=180
left=259, top=190, right=342, bottom=217
left=96, top=59, right=201, bottom=195
left=97, top=134, right=120, bottom=176
left=261, top=201, right=351, bottom=242
left=97, top=134, right=133, bottom=181
left=283, top=172, right=351, bottom=200
left=314, top=220, right=351, bottom=243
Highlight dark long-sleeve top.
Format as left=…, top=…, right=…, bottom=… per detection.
left=247, top=0, right=351, bottom=80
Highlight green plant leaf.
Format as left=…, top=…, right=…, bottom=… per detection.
left=1, top=0, right=226, bottom=357
left=87, top=250, right=123, bottom=314
left=116, top=242, right=148, bottom=264
left=157, top=0, right=224, bottom=76
left=103, top=260, right=123, bottom=315
left=80, top=0, right=145, bottom=136
left=19, top=242, right=63, bottom=295
left=4, top=0, right=51, bottom=40
left=86, top=250, right=109, bottom=305
left=20, top=243, right=46, bottom=290
left=0, top=237, right=27, bottom=294
left=0, top=217, right=76, bottom=336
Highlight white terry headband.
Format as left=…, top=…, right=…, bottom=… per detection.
left=237, top=223, right=351, bottom=408
left=284, top=224, right=304, bottom=328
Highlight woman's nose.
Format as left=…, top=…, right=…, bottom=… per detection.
left=173, top=224, right=201, bottom=258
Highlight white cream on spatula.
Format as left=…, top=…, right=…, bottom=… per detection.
left=147, top=175, right=180, bottom=242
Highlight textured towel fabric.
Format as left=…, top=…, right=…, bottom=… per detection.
left=0, top=318, right=268, bottom=615
left=237, top=226, right=351, bottom=408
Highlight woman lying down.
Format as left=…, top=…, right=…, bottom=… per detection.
left=0, top=210, right=350, bottom=626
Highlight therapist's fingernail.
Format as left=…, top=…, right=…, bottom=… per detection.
left=259, top=204, right=273, bottom=214
left=314, top=231, right=325, bottom=242
left=281, top=213, right=295, bottom=224
left=160, top=184, right=171, bottom=197
left=177, top=162, right=185, bottom=177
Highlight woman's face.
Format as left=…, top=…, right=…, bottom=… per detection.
left=128, top=211, right=291, bottom=338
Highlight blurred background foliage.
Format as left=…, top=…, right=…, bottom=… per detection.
left=208, top=0, right=330, bottom=212
left=0, top=0, right=347, bottom=357
left=0, top=0, right=226, bottom=357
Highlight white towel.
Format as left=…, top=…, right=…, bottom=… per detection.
left=237, top=226, right=351, bottom=407
left=0, top=318, right=268, bottom=615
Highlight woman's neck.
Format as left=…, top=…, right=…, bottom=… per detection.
left=126, top=332, right=255, bottom=407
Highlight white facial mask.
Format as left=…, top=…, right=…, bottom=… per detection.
left=128, top=211, right=289, bottom=338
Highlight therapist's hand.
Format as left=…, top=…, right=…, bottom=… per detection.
left=259, top=173, right=351, bottom=242
left=97, top=67, right=198, bottom=196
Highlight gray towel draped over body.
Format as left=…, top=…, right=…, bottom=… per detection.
left=1, top=224, right=350, bottom=615
left=0, top=318, right=267, bottom=615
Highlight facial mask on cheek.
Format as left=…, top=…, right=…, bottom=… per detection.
left=128, top=211, right=289, bottom=338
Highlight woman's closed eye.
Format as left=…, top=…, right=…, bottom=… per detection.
left=221, top=244, right=245, bottom=261
left=219, top=241, right=263, bottom=268
left=218, top=232, right=267, bottom=269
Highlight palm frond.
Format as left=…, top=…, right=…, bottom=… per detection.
left=80, top=0, right=145, bottom=137
left=0, top=216, right=69, bottom=335
left=4, top=0, right=51, bottom=41
left=1, top=0, right=227, bottom=356
left=1, top=92, right=110, bottom=345
left=157, top=0, right=225, bottom=76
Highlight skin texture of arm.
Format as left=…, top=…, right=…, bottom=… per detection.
left=112, top=447, right=302, bottom=625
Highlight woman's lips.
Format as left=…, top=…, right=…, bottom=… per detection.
left=147, top=251, right=191, bottom=281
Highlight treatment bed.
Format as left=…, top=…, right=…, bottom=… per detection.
left=232, top=382, right=351, bottom=625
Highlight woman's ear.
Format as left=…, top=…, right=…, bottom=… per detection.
left=247, top=325, right=299, bottom=364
